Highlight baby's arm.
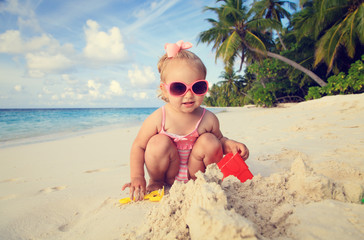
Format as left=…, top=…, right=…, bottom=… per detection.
left=122, top=109, right=160, bottom=201
left=220, top=137, right=249, bottom=160
left=207, top=111, right=249, bottom=160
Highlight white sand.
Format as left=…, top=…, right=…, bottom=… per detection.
left=1, top=94, right=363, bottom=239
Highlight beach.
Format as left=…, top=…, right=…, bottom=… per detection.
left=1, top=93, right=364, bottom=239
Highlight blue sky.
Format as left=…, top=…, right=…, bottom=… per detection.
left=0, top=0, right=298, bottom=108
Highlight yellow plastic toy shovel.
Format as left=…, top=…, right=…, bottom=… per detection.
left=119, top=187, right=164, bottom=204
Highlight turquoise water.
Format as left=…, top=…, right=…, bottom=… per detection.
left=0, top=108, right=157, bottom=148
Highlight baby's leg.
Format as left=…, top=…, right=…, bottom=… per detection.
left=188, top=133, right=223, bottom=179
left=145, top=134, right=179, bottom=191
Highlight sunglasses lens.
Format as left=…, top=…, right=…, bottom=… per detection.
left=192, top=81, right=208, bottom=95
left=170, top=82, right=187, bottom=96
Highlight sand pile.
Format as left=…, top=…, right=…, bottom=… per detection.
left=123, top=152, right=364, bottom=240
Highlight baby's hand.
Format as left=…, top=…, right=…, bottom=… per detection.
left=223, top=139, right=249, bottom=161
left=121, top=177, right=146, bottom=201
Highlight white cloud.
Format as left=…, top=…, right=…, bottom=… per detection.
left=18, top=15, right=42, bottom=33
left=62, top=74, right=71, bottom=82
left=87, top=79, right=102, bottom=98
left=26, top=52, right=72, bottom=78
left=133, top=92, right=148, bottom=100
left=26, top=34, right=52, bottom=51
left=42, top=87, right=52, bottom=94
left=150, top=2, right=158, bottom=10
left=61, top=74, right=78, bottom=84
left=51, top=95, right=59, bottom=100
left=86, top=79, right=125, bottom=99
left=1, top=0, right=42, bottom=32
left=83, top=19, right=127, bottom=62
left=108, top=80, right=123, bottom=96
left=61, top=88, right=83, bottom=100
left=14, top=84, right=22, bottom=92
left=133, top=1, right=159, bottom=18
left=127, top=0, right=180, bottom=33
left=1, top=0, right=25, bottom=15
left=0, top=30, right=51, bottom=54
left=133, top=9, right=147, bottom=19
left=87, top=79, right=100, bottom=89
left=0, top=30, right=75, bottom=77
left=128, top=65, right=156, bottom=87
left=0, top=30, right=23, bottom=53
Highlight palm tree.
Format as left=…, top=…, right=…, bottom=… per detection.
left=249, top=0, right=297, bottom=50
left=294, top=0, right=364, bottom=74
left=315, top=0, right=364, bottom=73
left=198, top=0, right=327, bottom=87
left=218, top=68, right=244, bottom=97
left=204, top=68, right=246, bottom=106
left=200, top=0, right=278, bottom=72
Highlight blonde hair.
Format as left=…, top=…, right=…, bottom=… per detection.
left=157, top=50, right=207, bottom=102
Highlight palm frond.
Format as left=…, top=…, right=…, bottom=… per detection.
left=217, top=31, right=242, bottom=64
left=245, top=30, right=267, bottom=53
left=355, top=3, right=364, bottom=43
left=247, top=18, right=282, bottom=32
left=315, top=3, right=364, bottom=72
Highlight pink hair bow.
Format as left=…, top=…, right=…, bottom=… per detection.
left=164, top=40, right=193, bottom=58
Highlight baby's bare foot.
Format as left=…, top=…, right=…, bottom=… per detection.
left=146, top=180, right=164, bottom=192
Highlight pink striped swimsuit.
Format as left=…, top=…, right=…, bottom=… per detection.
left=159, top=106, right=206, bottom=183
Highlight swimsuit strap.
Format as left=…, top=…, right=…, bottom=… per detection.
left=160, top=106, right=206, bottom=134
left=194, top=108, right=206, bottom=130
left=161, top=106, right=166, bottom=130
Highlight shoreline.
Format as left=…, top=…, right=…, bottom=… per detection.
left=0, top=122, right=142, bottom=149
left=0, top=107, right=225, bottom=149
left=1, top=94, right=363, bottom=239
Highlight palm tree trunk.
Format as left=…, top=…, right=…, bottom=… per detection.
left=245, top=43, right=327, bottom=87
left=277, top=32, right=287, bottom=50
left=266, top=51, right=327, bottom=87
left=261, top=79, right=266, bottom=88
left=238, top=49, right=245, bottom=72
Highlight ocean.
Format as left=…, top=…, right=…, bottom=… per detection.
left=0, top=108, right=157, bottom=148
left=0, top=107, right=224, bottom=148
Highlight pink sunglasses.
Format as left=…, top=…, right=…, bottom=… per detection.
left=163, top=80, right=209, bottom=96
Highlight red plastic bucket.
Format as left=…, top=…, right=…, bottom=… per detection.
left=217, top=153, right=253, bottom=182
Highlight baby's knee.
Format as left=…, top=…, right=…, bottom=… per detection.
left=146, top=134, right=175, bottom=156
left=198, top=133, right=221, bottom=146
left=195, top=133, right=222, bottom=153
left=191, top=133, right=223, bottom=166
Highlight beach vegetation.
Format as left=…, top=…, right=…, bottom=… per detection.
left=306, top=55, right=364, bottom=100
left=246, top=58, right=306, bottom=107
left=199, top=0, right=364, bottom=107
left=204, top=68, right=247, bottom=106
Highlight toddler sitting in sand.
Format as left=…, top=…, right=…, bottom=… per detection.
left=122, top=40, right=249, bottom=201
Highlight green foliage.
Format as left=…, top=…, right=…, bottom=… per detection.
left=247, top=58, right=289, bottom=81
left=305, top=56, right=364, bottom=100
left=203, top=85, right=246, bottom=107
left=247, top=83, right=275, bottom=107
left=245, top=58, right=306, bottom=107
left=203, top=69, right=247, bottom=107
left=291, top=0, right=364, bottom=74
left=200, top=0, right=364, bottom=108
left=305, top=86, right=322, bottom=100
